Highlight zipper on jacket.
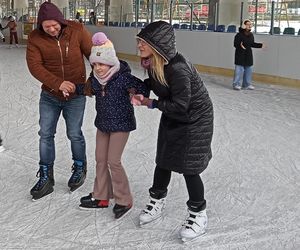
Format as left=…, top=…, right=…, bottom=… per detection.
left=57, top=40, right=68, bottom=100
left=66, top=42, right=69, bottom=58
left=57, top=40, right=65, bottom=79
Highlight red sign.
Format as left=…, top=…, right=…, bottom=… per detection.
left=185, top=4, right=209, bottom=18
left=248, top=5, right=267, bottom=13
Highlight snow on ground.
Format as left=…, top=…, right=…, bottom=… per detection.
left=0, top=44, right=299, bottom=249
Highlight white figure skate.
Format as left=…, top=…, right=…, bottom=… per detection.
left=139, top=196, right=166, bottom=226
left=179, top=209, right=207, bottom=243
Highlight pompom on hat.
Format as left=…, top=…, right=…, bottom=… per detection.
left=89, top=32, right=119, bottom=66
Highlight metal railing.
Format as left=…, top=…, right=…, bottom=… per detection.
left=1, top=0, right=299, bottom=35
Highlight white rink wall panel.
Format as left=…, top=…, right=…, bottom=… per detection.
left=86, top=25, right=300, bottom=81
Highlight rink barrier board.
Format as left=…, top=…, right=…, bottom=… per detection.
left=117, top=52, right=300, bottom=89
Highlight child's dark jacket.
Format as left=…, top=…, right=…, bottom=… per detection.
left=77, top=60, right=149, bottom=133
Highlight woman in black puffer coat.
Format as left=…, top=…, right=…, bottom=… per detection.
left=233, top=19, right=265, bottom=90
left=133, top=21, right=214, bottom=240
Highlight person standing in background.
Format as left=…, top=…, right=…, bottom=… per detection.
left=233, top=19, right=266, bottom=90
left=89, top=12, right=96, bottom=25
left=2, top=16, right=18, bottom=48
left=0, top=23, right=5, bottom=42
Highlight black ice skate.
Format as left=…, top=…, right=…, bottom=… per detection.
left=113, top=204, right=132, bottom=219
left=68, top=161, right=86, bottom=192
left=79, top=193, right=109, bottom=210
left=30, top=165, right=54, bottom=201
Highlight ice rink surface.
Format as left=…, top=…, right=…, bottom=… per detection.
left=0, top=45, right=299, bottom=249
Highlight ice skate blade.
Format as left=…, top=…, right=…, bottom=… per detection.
left=69, top=182, right=85, bottom=193
left=180, top=232, right=206, bottom=244
left=69, top=187, right=77, bottom=193
left=139, top=216, right=163, bottom=228
left=31, top=188, right=54, bottom=201
left=78, top=205, right=109, bottom=211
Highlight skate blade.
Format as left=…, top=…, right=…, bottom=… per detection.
left=69, top=182, right=85, bottom=193
left=69, top=187, right=78, bottom=193
left=180, top=232, right=206, bottom=244
left=139, top=216, right=163, bottom=228
left=31, top=188, right=54, bottom=202
left=78, top=206, right=106, bottom=211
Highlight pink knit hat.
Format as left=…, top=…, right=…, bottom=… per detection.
left=89, top=32, right=119, bottom=66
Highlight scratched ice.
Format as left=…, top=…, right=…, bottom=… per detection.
left=0, top=45, right=299, bottom=250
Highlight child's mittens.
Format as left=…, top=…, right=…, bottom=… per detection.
left=131, top=94, right=144, bottom=106
left=141, top=97, right=154, bottom=108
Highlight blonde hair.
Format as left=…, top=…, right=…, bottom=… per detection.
left=149, top=48, right=168, bottom=86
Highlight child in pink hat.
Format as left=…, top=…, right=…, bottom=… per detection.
left=69, top=32, right=149, bottom=220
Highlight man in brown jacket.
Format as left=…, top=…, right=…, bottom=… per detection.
left=26, top=2, right=92, bottom=201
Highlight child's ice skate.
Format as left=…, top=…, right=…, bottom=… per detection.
left=178, top=209, right=207, bottom=243
left=139, top=196, right=166, bottom=226
left=113, top=203, right=132, bottom=220
left=79, top=193, right=109, bottom=210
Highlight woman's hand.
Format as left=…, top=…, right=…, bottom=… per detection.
left=141, top=97, right=154, bottom=108
left=131, top=94, right=144, bottom=106
left=240, top=42, right=246, bottom=50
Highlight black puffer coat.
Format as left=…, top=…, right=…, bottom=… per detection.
left=234, top=27, right=263, bottom=66
left=137, top=21, right=214, bottom=175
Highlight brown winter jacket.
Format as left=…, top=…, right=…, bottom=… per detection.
left=26, top=20, right=92, bottom=100
left=4, top=21, right=17, bottom=32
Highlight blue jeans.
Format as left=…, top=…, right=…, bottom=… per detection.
left=233, top=65, right=253, bottom=88
left=39, top=90, right=86, bottom=166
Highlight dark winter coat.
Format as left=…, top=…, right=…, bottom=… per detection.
left=137, top=21, right=214, bottom=175
left=77, top=60, right=149, bottom=133
left=234, top=28, right=263, bottom=66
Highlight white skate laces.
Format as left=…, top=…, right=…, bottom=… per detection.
left=179, top=209, right=208, bottom=242
left=139, top=197, right=166, bottom=225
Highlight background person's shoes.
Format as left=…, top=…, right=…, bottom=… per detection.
left=244, top=85, right=255, bottom=90
left=233, top=85, right=241, bottom=90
